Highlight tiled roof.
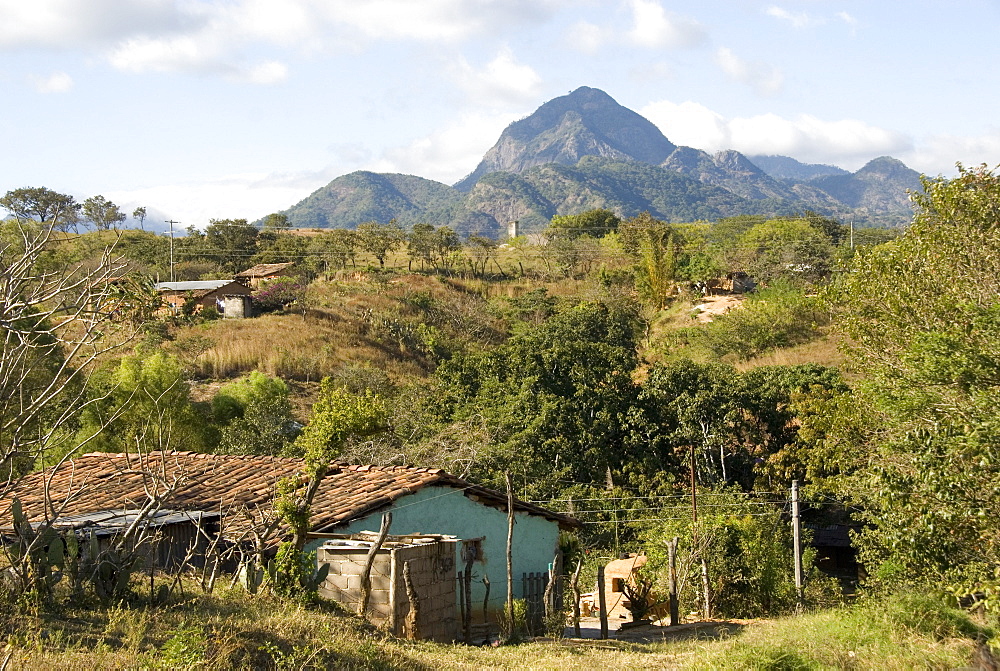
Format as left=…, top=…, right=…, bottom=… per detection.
left=0, top=452, right=577, bottom=538
left=235, top=262, right=295, bottom=278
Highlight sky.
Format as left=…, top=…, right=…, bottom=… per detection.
left=2, top=0, right=1000, bottom=230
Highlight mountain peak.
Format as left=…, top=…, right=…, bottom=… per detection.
left=454, top=87, right=676, bottom=191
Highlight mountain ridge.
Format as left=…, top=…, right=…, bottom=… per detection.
left=278, top=87, right=921, bottom=233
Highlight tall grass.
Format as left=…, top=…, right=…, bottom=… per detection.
left=682, top=592, right=989, bottom=670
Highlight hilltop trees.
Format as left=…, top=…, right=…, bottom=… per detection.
left=82, top=195, right=127, bottom=231
left=0, top=187, right=81, bottom=232
left=356, top=220, right=404, bottom=268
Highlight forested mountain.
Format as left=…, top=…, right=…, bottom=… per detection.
left=277, top=87, right=922, bottom=233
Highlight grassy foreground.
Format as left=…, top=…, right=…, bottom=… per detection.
left=1, top=589, right=990, bottom=670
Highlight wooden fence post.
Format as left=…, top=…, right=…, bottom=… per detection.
left=667, top=536, right=679, bottom=626
left=597, top=564, right=608, bottom=640
left=571, top=559, right=582, bottom=638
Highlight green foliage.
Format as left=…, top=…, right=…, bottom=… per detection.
left=291, top=381, right=387, bottom=466
left=82, top=195, right=127, bottom=230
left=158, top=624, right=208, bottom=669
left=204, top=218, right=259, bottom=273
left=547, top=208, right=621, bottom=239
left=829, top=164, right=1000, bottom=584
left=737, top=217, right=834, bottom=285
left=214, top=372, right=298, bottom=456
left=356, top=220, right=405, bottom=268
left=266, top=545, right=330, bottom=602
left=432, top=300, right=643, bottom=497
left=77, top=352, right=207, bottom=455
left=619, top=212, right=682, bottom=308
left=691, top=283, right=832, bottom=360
left=642, top=489, right=802, bottom=618
left=0, top=186, right=81, bottom=231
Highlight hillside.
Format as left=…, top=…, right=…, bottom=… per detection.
left=277, top=87, right=923, bottom=232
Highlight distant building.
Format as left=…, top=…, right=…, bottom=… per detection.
left=154, top=280, right=251, bottom=314
left=234, top=262, right=296, bottom=289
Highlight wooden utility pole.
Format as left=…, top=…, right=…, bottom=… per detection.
left=505, top=472, right=515, bottom=636
left=792, top=480, right=804, bottom=611
left=165, top=219, right=180, bottom=282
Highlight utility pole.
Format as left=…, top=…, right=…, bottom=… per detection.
left=792, top=480, right=804, bottom=612
left=165, top=220, right=180, bottom=282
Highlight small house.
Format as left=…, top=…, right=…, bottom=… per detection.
left=235, top=262, right=296, bottom=289
left=154, top=280, right=251, bottom=314
left=1, top=451, right=576, bottom=631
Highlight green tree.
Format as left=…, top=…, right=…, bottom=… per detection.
left=76, top=352, right=207, bottom=456
left=738, top=218, right=834, bottom=285
left=82, top=195, right=127, bottom=231
left=132, top=206, right=147, bottom=230
left=407, top=223, right=436, bottom=270
left=214, top=372, right=298, bottom=456
left=547, top=208, right=621, bottom=239
left=828, top=164, right=1000, bottom=585
left=0, top=187, right=81, bottom=232
left=204, top=218, right=259, bottom=273
left=620, top=212, right=682, bottom=309
left=356, top=220, right=404, bottom=268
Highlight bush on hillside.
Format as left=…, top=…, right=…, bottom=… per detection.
left=694, top=283, right=831, bottom=360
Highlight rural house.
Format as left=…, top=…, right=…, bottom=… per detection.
left=234, top=262, right=296, bottom=289
left=1, top=451, right=575, bottom=628
left=154, top=280, right=251, bottom=314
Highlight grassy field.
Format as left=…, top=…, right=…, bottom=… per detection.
left=2, top=589, right=989, bottom=670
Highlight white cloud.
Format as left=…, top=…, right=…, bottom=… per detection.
left=837, top=11, right=859, bottom=36
left=715, top=47, right=783, bottom=96
left=566, top=20, right=607, bottom=54
left=902, top=131, right=1000, bottom=177
left=765, top=6, right=819, bottom=29
left=626, top=0, right=706, bottom=49
left=373, top=111, right=517, bottom=183
left=640, top=98, right=913, bottom=169
left=109, top=171, right=326, bottom=229
left=29, top=71, right=73, bottom=93
left=455, top=47, right=542, bottom=107
left=639, top=100, right=728, bottom=149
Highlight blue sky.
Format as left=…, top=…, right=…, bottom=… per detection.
left=2, top=0, right=999, bottom=229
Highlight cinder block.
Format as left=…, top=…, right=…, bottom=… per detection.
left=369, top=589, right=390, bottom=605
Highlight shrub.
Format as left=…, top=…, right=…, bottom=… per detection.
left=695, top=283, right=831, bottom=360
left=641, top=489, right=809, bottom=618
left=253, top=277, right=306, bottom=313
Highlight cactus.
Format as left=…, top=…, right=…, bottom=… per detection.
left=5, top=497, right=65, bottom=601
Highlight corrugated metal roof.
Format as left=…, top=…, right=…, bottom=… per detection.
left=154, top=280, right=236, bottom=291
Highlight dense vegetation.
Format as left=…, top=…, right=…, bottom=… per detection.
left=2, top=167, right=999, bottom=667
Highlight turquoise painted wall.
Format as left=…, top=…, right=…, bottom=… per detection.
left=306, top=485, right=561, bottom=615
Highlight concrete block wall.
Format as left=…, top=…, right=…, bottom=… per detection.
left=317, top=539, right=457, bottom=642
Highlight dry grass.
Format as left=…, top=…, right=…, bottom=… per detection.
left=733, top=331, right=849, bottom=371
left=3, top=590, right=985, bottom=671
